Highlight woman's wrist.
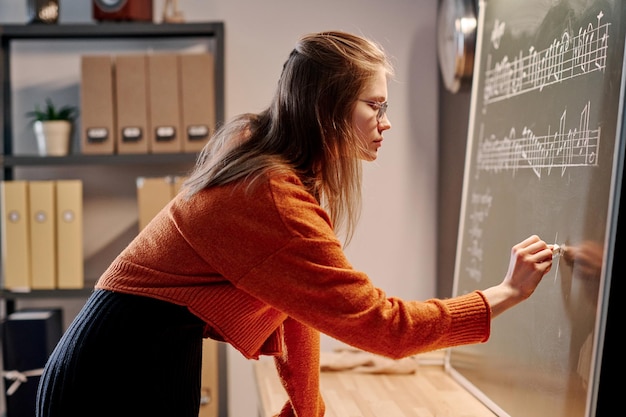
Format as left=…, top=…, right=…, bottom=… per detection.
left=481, top=283, right=521, bottom=318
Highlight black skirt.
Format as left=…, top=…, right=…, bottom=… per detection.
left=36, top=289, right=205, bottom=417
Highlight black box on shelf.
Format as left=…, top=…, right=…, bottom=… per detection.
left=2, top=308, right=63, bottom=417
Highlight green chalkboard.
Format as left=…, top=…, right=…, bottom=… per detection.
left=447, top=1, right=624, bottom=416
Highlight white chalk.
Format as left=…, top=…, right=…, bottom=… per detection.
left=552, top=244, right=564, bottom=257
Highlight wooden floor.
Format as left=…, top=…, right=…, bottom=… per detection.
left=253, top=351, right=496, bottom=417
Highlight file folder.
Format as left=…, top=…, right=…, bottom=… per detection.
left=115, top=54, right=150, bottom=154
left=1, top=181, right=31, bottom=291
left=147, top=53, right=182, bottom=153
left=28, top=181, right=56, bottom=289
left=81, top=55, right=116, bottom=154
left=137, top=176, right=174, bottom=231
left=55, top=180, right=83, bottom=289
left=179, top=53, right=216, bottom=153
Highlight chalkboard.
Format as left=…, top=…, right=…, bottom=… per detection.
left=447, top=1, right=625, bottom=416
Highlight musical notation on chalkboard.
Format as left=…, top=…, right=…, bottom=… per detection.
left=484, top=11, right=609, bottom=105
left=465, top=189, right=493, bottom=283
left=476, top=101, right=599, bottom=178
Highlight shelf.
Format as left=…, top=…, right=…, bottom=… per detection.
left=1, top=288, right=94, bottom=299
left=1, top=21, right=225, bottom=158
left=0, top=21, right=224, bottom=40
left=1, top=152, right=199, bottom=167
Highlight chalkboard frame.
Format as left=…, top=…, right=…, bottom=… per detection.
left=445, top=1, right=624, bottom=416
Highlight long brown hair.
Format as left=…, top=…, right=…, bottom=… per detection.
left=184, top=31, right=394, bottom=243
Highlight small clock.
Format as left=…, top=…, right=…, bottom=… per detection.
left=437, top=0, right=478, bottom=93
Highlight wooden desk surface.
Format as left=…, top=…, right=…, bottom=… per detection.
left=253, top=352, right=496, bottom=417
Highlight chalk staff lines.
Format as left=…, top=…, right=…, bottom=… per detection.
left=484, top=11, right=609, bottom=105
left=476, top=101, right=599, bottom=178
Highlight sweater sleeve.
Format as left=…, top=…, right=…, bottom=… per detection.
left=273, top=317, right=325, bottom=417
left=239, top=238, right=491, bottom=358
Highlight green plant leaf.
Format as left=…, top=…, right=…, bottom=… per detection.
left=25, top=97, right=79, bottom=124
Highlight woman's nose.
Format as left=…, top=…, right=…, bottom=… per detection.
left=378, top=114, right=391, bottom=131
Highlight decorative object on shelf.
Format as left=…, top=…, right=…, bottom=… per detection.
left=93, top=0, right=154, bottom=22
left=163, top=0, right=185, bottom=23
left=27, top=0, right=60, bottom=24
left=26, top=98, right=78, bottom=156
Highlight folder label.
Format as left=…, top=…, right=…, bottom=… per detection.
left=85, top=127, right=109, bottom=143
left=187, top=125, right=210, bottom=141
left=122, top=127, right=143, bottom=143
left=155, top=126, right=176, bottom=142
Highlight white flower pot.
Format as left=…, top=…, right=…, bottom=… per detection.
left=34, top=120, right=72, bottom=156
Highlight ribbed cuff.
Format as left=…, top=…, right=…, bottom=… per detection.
left=442, top=291, right=491, bottom=345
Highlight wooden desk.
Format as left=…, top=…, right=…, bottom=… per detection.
left=253, top=352, right=496, bottom=417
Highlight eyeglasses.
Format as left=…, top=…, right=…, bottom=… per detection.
left=359, top=99, right=388, bottom=121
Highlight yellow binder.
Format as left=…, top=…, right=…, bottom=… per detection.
left=136, top=176, right=174, bottom=231
left=29, top=180, right=57, bottom=289
left=0, top=181, right=31, bottom=291
left=56, top=180, right=84, bottom=289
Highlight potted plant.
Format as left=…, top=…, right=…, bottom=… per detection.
left=26, top=97, right=78, bottom=156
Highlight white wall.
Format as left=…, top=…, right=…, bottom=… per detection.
left=0, top=1, right=439, bottom=416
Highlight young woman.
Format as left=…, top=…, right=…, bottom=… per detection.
left=37, top=31, right=553, bottom=417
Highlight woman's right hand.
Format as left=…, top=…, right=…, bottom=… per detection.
left=482, top=235, right=554, bottom=318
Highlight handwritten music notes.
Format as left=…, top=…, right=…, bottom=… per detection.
left=484, top=12, right=609, bottom=104
left=476, top=11, right=609, bottom=178
left=476, top=101, right=599, bottom=177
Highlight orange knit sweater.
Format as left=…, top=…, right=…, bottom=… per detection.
left=96, top=172, right=491, bottom=417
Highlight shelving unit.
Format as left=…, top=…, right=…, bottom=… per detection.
left=0, top=21, right=225, bottom=308
left=0, top=21, right=227, bottom=417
